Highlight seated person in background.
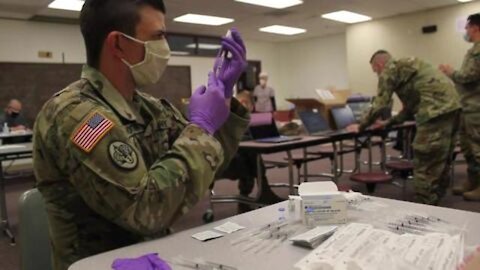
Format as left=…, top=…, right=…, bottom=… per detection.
left=0, top=99, right=28, bottom=131
left=253, top=72, right=276, bottom=112
left=220, top=89, right=275, bottom=213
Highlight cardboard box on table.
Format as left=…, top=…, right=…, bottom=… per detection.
left=298, top=182, right=347, bottom=226
left=287, top=89, right=351, bottom=129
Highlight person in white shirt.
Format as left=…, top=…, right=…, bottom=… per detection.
left=253, top=72, right=276, bottom=112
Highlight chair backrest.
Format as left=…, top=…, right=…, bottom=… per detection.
left=347, top=102, right=371, bottom=122
left=249, top=112, right=281, bottom=139
left=298, top=111, right=330, bottom=134
left=331, top=106, right=357, bottom=129
left=347, top=96, right=372, bottom=122
left=19, top=188, right=52, bottom=270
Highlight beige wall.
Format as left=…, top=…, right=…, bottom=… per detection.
left=0, top=18, right=280, bottom=95
left=5, top=1, right=478, bottom=111
left=276, top=34, right=349, bottom=109
left=346, top=1, right=480, bottom=102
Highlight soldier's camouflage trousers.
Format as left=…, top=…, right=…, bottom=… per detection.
left=412, top=110, right=460, bottom=205
left=459, top=112, right=480, bottom=185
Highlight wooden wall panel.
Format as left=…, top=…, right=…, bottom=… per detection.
left=0, top=63, right=191, bottom=125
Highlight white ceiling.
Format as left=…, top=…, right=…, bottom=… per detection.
left=0, top=0, right=472, bottom=42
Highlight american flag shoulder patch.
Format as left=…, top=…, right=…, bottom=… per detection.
left=71, top=111, right=115, bottom=153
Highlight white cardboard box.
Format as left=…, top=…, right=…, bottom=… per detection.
left=299, top=182, right=347, bottom=226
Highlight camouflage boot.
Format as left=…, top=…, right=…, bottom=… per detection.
left=452, top=180, right=478, bottom=195
left=452, top=169, right=478, bottom=195
left=463, top=186, right=480, bottom=201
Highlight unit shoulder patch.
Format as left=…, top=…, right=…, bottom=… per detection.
left=108, top=141, right=138, bottom=170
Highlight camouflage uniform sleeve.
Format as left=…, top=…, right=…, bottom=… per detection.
left=386, top=109, right=412, bottom=127
left=40, top=100, right=224, bottom=236
left=359, top=70, right=397, bottom=131
left=451, top=49, right=480, bottom=84
left=214, top=97, right=250, bottom=176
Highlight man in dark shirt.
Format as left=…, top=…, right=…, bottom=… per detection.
left=0, top=99, right=28, bottom=131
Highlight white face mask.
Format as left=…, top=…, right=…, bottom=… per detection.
left=260, top=79, right=267, bottom=87
left=464, top=32, right=472, bottom=43
left=121, top=33, right=171, bottom=87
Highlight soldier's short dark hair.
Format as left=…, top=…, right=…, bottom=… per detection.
left=80, top=0, right=166, bottom=69
left=467, top=13, right=480, bottom=28
left=370, top=50, right=391, bottom=63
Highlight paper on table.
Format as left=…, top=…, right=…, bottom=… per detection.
left=0, top=144, right=27, bottom=150
left=289, top=225, right=338, bottom=249
left=214, top=222, right=245, bottom=234
left=316, top=89, right=335, bottom=101
left=294, top=223, right=464, bottom=270
left=191, top=231, right=224, bottom=242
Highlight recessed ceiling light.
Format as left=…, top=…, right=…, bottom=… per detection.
left=174, top=14, right=234, bottom=26
left=48, top=0, right=85, bottom=11
left=171, top=51, right=191, bottom=56
left=457, top=0, right=472, bottom=2
left=186, top=43, right=222, bottom=50
left=234, top=0, right=303, bottom=9
left=321, top=10, right=372, bottom=24
left=259, top=25, right=306, bottom=36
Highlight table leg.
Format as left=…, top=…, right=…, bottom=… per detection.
left=302, top=148, right=308, bottom=185
left=0, top=160, right=15, bottom=245
left=286, top=150, right=295, bottom=195
left=332, top=142, right=339, bottom=182
left=253, top=155, right=283, bottom=205
left=381, top=136, right=387, bottom=171
left=354, top=139, right=361, bottom=173
left=368, top=136, right=373, bottom=172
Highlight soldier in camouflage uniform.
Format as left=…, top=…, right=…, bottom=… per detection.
left=440, top=13, right=480, bottom=201
left=347, top=50, right=461, bottom=205
left=33, top=1, right=248, bottom=270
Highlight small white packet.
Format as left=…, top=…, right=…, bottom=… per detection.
left=191, top=230, right=224, bottom=241
left=214, top=222, right=245, bottom=234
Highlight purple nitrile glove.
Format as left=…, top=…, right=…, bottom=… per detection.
left=188, top=72, right=230, bottom=135
left=111, top=253, right=171, bottom=270
left=213, top=28, right=248, bottom=98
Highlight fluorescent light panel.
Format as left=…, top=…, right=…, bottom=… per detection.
left=321, top=10, right=371, bottom=24
left=235, top=0, right=303, bottom=9
left=457, top=0, right=472, bottom=2
left=171, top=51, right=191, bottom=56
left=186, top=43, right=222, bottom=50
left=48, top=0, right=85, bottom=11
left=259, top=25, right=306, bottom=36
left=174, top=14, right=234, bottom=26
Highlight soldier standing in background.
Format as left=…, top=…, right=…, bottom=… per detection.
left=32, top=1, right=248, bottom=269
left=347, top=50, right=461, bottom=205
left=440, top=13, right=480, bottom=201
left=253, top=72, right=276, bottom=112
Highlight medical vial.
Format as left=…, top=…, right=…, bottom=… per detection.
left=288, top=198, right=296, bottom=220
left=306, top=207, right=315, bottom=228
left=278, top=207, right=286, bottom=222
left=2, top=123, right=9, bottom=134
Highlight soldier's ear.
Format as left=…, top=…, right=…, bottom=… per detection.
left=105, top=31, right=128, bottom=60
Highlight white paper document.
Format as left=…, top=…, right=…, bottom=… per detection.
left=316, top=89, right=335, bottom=100
left=294, top=223, right=463, bottom=270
